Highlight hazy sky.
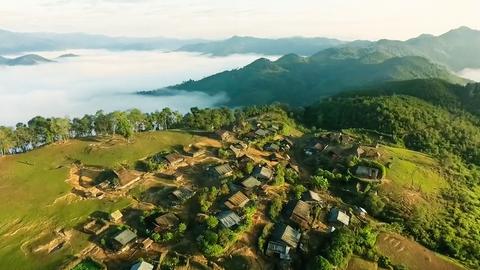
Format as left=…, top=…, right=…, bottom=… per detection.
left=1, top=0, right=480, bottom=40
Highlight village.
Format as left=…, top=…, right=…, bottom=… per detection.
left=63, top=116, right=386, bottom=270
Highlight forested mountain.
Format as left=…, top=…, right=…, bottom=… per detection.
left=331, top=26, right=480, bottom=71
left=0, top=28, right=206, bottom=54
left=143, top=53, right=467, bottom=106
left=0, top=54, right=53, bottom=66
left=303, top=79, right=480, bottom=165
left=177, top=36, right=345, bottom=56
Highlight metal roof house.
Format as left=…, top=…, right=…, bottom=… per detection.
left=112, top=229, right=137, bottom=251
left=253, top=165, right=273, bottom=180
left=217, top=211, right=242, bottom=228
left=224, top=191, right=250, bottom=210
left=241, top=176, right=262, bottom=189
left=130, top=261, right=154, bottom=270
left=328, top=208, right=350, bottom=227
left=272, top=224, right=301, bottom=248
left=213, top=163, right=234, bottom=178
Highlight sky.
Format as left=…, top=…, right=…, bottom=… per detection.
left=1, top=0, right=480, bottom=40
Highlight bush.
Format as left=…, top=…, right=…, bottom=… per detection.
left=268, top=196, right=284, bottom=221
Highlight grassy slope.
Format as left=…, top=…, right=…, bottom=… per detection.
left=0, top=131, right=199, bottom=270
left=378, top=146, right=447, bottom=195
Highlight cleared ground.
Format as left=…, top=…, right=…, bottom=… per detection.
left=0, top=131, right=201, bottom=269
left=376, top=232, right=466, bottom=270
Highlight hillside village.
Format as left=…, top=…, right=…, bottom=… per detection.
left=59, top=113, right=398, bottom=270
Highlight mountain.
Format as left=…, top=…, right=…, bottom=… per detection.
left=0, top=54, right=53, bottom=66
left=57, top=53, right=80, bottom=58
left=177, top=36, right=345, bottom=56
left=0, top=28, right=207, bottom=54
left=332, top=26, right=480, bottom=71
left=141, top=51, right=468, bottom=106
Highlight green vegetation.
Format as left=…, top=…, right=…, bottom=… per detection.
left=72, top=258, right=103, bottom=270
left=0, top=131, right=199, bottom=269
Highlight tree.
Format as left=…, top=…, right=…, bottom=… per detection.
left=312, top=256, right=333, bottom=270
left=49, top=117, right=71, bottom=141
left=0, top=126, right=15, bottom=155
left=293, top=184, right=306, bottom=199
left=311, top=175, right=329, bottom=190
left=206, top=216, right=219, bottom=229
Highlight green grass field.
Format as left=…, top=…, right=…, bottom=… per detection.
left=0, top=131, right=200, bottom=269
left=378, top=146, right=448, bottom=195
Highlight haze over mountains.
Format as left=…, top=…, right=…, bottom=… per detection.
left=0, top=54, right=53, bottom=66
left=0, top=28, right=206, bottom=54
left=139, top=27, right=479, bottom=106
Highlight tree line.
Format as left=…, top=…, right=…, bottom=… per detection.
left=0, top=104, right=289, bottom=156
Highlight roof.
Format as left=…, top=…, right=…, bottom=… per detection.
left=213, top=164, right=233, bottom=176
left=328, top=208, right=350, bottom=226
left=154, top=213, right=180, bottom=228
left=217, top=211, right=242, bottom=228
left=282, top=138, right=294, bottom=146
left=113, top=168, right=141, bottom=188
left=273, top=224, right=301, bottom=248
left=255, top=129, right=269, bottom=137
left=114, top=229, right=137, bottom=246
left=110, top=210, right=123, bottom=221
left=355, top=166, right=380, bottom=179
left=164, top=153, right=184, bottom=164
left=267, top=241, right=290, bottom=256
left=229, top=145, right=244, bottom=157
left=130, top=261, right=154, bottom=270
left=303, top=190, right=321, bottom=202
left=253, top=166, right=273, bottom=180
left=172, top=188, right=195, bottom=202
left=216, top=130, right=231, bottom=138
left=264, top=143, right=280, bottom=151
left=241, top=176, right=261, bottom=188
left=224, top=191, right=250, bottom=209
left=290, top=200, right=311, bottom=227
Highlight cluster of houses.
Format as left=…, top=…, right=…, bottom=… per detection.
left=70, top=124, right=376, bottom=269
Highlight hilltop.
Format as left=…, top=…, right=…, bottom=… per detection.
left=177, top=36, right=345, bottom=56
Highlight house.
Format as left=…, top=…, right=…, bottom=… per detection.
left=268, top=153, right=283, bottom=162
left=215, top=130, right=233, bottom=141
left=130, top=261, right=154, bottom=270
left=212, top=164, right=234, bottom=178
left=289, top=200, right=311, bottom=229
left=355, top=166, right=380, bottom=179
left=163, top=153, right=184, bottom=167
left=266, top=241, right=291, bottom=260
left=224, top=191, right=250, bottom=210
left=272, top=224, right=301, bottom=248
left=171, top=172, right=183, bottom=182
left=241, top=176, right=262, bottom=189
left=229, top=145, right=244, bottom=158
left=112, top=229, right=137, bottom=251
left=83, top=219, right=109, bottom=235
left=328, top=208, right=350, bottom=227
left=281, top=138, right=294, bottom=148
left=110, top=210, right=123, bottom=223
left=171, top=188, right=196, bottom=203
left=354, top=206, right=368, bottom=217
left=112, top=168, right=141, bottom=189
left=302, top=190, right=321, bottom=203
left=264, top=143, right=280, bottom=152
left=153, top=213, right=180, bottom=232
left=348, top=145, right=365, bottom=158
left=140, top=238, right=153, bottom=250
left=255, top=129, right=269, bottom=137
left=304, top=142, right=326, bottom=155
left=217, top=211, right=242, bottom=228
left=253, top=166, right=273, bottom=180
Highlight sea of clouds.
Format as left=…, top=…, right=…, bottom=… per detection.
left=0, top=50, right=272, bottom=126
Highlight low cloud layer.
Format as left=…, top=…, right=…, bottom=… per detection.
left=0, top=50, right=269, bottom=126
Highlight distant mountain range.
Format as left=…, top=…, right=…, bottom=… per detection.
left=0, top=28, right=207, bottom=54
left=177, top=36, right=346, bottom=56
left=139, top=26, right=479, bottom=106
left=0, top=54, right=53, bottom=66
